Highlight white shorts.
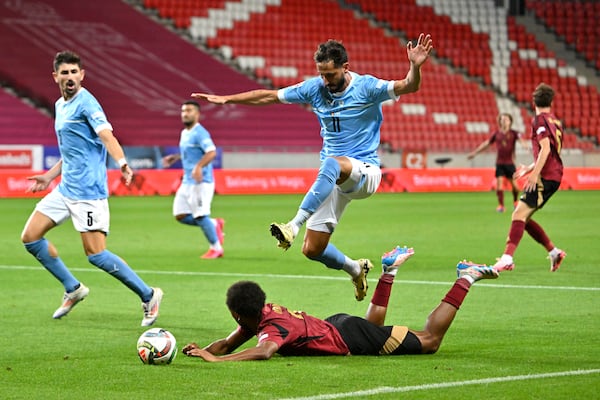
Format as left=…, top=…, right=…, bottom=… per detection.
left=173, top=182, right=215, bottom=218
left=35, top=188, right=110, bottom=233
left=307, top=158, right=381, bottom=234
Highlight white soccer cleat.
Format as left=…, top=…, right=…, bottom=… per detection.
left=53, top=284, right=90, bottom=319
left=141, top=287, right=163, bottom=327
left=549, top=250, right=566, bottom=272
left=493, top=255, right=514, bottom=272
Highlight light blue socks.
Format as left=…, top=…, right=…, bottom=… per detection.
left=88, top=250, right=153, bottom=302
left=24, top=238, right=80, bottom=292
left=178, top=214, right=218, bottom=245
left=309, top=243, right=346, bottom=270
left=299, top=157, right=340, bottom=214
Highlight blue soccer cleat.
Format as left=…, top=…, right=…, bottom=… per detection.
left=381, top=245, right=415, bottom=273
left=457, top=261, right=499, bottom=282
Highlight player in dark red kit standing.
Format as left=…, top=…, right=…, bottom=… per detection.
left=493, top=83, right=566, bottom=273
left=468, top=113, right=524, bottom=212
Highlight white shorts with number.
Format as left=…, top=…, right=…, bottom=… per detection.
left=173, top=182, right=215, bottom=218
left=35, top=188, right=110, bottom=233
left=307, top=158, right=381, bottom=234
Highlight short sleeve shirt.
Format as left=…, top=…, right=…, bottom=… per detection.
left=54, top=88, right=112, bottom=200
left=530, top=112, right=563, bottom=182
left=179, top=123, right=216, bottom=184
left=489, top=129, right=519, bottom=165
left=278, top=72, right=398, bottom=166
left=240, top=303, right=349, bottom=356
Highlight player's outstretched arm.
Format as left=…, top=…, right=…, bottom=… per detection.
left=394, top=33, right=433, bottom=96
left=185, top=341, right=279, bottom=362
left=192, top=89, right=280, bottom=106
left=26, top=159, right=62, bottom=192
left=183, top=327, right=253, bottom=357
left=467, top=139, right=491, bottom=160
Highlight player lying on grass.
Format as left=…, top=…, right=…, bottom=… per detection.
left=183, top=246, right=499, bottom=360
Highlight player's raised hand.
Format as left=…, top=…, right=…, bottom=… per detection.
left=192, top=92, right=228, bottom=104
left=407, top=33, right=433, bottom=67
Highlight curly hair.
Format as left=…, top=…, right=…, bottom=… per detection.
left=313, top=40, right=348, bottom=67
left=226, top=281, right=266, bottom=317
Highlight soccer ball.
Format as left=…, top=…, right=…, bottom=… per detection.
left=137, top=328, right=177, bottom=365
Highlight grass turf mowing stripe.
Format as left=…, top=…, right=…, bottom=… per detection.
left=2, top=264, right=599, bottom=291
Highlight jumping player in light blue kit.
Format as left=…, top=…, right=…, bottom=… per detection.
left=193, top=34, right=433, bottom=301
left=21, top=51, right=163, bottom=326
left=162, top=100, right=225, bottom=259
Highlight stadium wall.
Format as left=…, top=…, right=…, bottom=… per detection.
left=2, top=166, right=600, bottom=198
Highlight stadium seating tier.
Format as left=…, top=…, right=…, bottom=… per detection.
left=0, top=0, right=320, bottom=149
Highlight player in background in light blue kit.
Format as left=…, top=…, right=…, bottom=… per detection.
left=162, top=100, right=225, bottom=259
left=21, top=51, right=163, bottom=326
left=193, top=34, right=433, bottom=301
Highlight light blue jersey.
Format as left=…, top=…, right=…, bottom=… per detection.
left=54, top=88, right=113, bottom=200
left=278, top=72, right=398, bottom=166
left=180, top=123, right=216, bottom=184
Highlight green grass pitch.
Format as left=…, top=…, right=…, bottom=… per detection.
left=1, top=191, right=599, bottom=399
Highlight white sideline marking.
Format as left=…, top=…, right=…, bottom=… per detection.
left=278, top=369, right=600, bottom=400
left=1, top=265, right=599, bottom=291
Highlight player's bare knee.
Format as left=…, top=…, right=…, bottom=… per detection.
left=21, top=229, right=40, bottom=244
left=20, top=231, right=31, bottom=243
left=302, top=239, right=327, bottom=259
left=302, top=245, right=321, bottom=259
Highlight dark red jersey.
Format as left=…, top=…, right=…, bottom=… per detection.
left=530, top=112, right=564, bottom=182
left=241, top=303, right=350, bottom=356
left=489, top=129, right=519, bottom=165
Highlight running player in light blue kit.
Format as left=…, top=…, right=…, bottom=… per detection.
left=162, top=100, right=225, bottom=259
left=21, top=51, right=163, bottom=326
left=193, top=34, right=433, bottom=301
